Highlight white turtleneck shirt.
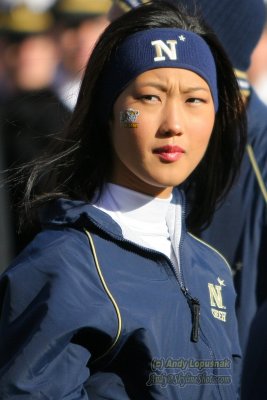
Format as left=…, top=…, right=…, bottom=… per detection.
left=92, top=183, right=182, bottom=263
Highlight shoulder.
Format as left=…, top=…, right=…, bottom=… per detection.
left=0, top=226, right=120, bottom=354
left=185, top=231, right=235, bottom=297
left=0, top=227, right=102, bottom=322
left=6, top=226, right=91, bottom=278
left=246, top=92, right=267, bottom=201
left=248, top=91, right=267, bottom=151
left=187, top=231, right=232, bottom=273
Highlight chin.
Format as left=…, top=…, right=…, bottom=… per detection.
left=152, top=178, right=185, bottom=188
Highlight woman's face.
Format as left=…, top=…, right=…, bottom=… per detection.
left=110, top=68, right=215, bottom=198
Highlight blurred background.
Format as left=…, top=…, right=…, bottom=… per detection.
left=0, top=0, right=111, bottom=271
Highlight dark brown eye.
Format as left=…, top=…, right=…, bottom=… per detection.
left=140, top=95, right=160, bottom=102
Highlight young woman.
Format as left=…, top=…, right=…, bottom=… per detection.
left=0, top=1, right=246, bottom=399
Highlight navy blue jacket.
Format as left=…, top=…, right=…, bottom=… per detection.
left=0, top=196, right=241, bottom=399
left=201, top=89, right=267, bottom=352
left=241, top=299, right=267, bottom=400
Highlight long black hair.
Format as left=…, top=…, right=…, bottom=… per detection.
left=16, top=0, right=246, bottom=233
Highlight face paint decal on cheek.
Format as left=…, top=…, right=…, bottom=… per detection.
left=120, top=108, right=140, bottom=128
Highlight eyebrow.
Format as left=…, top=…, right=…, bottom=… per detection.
left=138, top=82, right=210, bottom=93
left=182, top=86, right=210, bottom=93
left=138, top=82, right=168, bottom=91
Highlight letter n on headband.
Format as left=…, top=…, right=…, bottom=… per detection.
left=151, top=40, right=178, bottom=61
left=98, top=28, right=219, bottom=117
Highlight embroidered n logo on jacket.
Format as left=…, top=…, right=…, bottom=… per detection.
left=208, top=277, right=227, bottom=322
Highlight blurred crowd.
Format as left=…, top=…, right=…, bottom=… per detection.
left=0, top=0, right=111, bottom=271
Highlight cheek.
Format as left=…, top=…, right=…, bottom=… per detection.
left=111, top=119, right=151, bottom=174
left=112, top=125, right=145, bottom=158
left=190, top=116, right=214, bottom=152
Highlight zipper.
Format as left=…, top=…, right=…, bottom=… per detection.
left=88, top=217, right=223, bottom=396
left=177, top=192, right=200, bottom=343
left=177, top=197, right=222, bottom=398
left=88, top=197, right=224, bottom=397
left=178, top=195, right=222, bottom=398
left=89, top=192, right=200, bottom=343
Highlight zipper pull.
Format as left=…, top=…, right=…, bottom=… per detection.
left=189, top=297, right=200, bottom=343
left=181, top=288, right=201, bottom=343
left=182, top=287, right=200, bottom=343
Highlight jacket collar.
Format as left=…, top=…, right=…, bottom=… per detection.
left=39, top=198, right=124, bottom=237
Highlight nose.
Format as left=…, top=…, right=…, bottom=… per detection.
left=159, top=101, right=184, bottom=137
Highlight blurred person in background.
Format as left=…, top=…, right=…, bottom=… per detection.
left=1, top=4, right=71, bottom=255
left=2, top=9, right=57, bottom=95
left=0, top=1, right=112, bottom=260
left=109, top=0, right=267, bottom=358
left=52, top=0, right=111, bottom=111
left=248, top=2, right=267, bottom=105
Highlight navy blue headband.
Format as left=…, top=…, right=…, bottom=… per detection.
left=99, top=28, right=218, bottom=116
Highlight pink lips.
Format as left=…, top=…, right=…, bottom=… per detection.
left=153, top=145, right=185, bottom=162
